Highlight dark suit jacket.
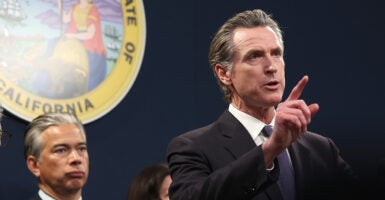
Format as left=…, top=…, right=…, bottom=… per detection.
left=167, top=111, right=358, bottom=200
left=29, top=193, right=42, bottom=200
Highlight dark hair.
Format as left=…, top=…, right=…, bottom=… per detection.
left=127, top=163, right=170, bottom=200
left=208, top=9, right=283, bottom=102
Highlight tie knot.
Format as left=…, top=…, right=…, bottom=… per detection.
left=262, top=125, right=273, bottom=137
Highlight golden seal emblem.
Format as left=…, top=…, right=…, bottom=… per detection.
left=0, top=0, right=146, bottom=123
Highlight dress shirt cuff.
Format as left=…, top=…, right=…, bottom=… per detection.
left=266, top=162, right=275, bottom=171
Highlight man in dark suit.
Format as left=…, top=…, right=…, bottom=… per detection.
left=167, top=9, right=358, bottom=200
left=24, top=113, right=89, bottom=200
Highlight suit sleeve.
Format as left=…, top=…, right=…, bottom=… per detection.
left=167, top=134, right=279, bottom=200
left=327, top=138, right=361, bottom=197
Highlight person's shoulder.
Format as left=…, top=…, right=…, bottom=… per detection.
left=173, top=122, right=218, bottom=142
left=295, top=131, right=331, bottom=146
left=297, top=131, right=341, bottom=150
left=303, top=131, right=330, bottom=141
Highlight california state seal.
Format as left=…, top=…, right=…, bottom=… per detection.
left=0, top=0, right=146, bottom=123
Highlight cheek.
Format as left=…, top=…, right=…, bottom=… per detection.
left=43, top=160, right=62, bottom=172
left=84, top=155, right=90, bottom=165
left=38, top=160, right=62, bottom=180
left=85, top=160, right=90, bottom=173
left=282, top=77, right=285, bottom=89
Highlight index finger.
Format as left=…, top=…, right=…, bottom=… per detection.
left=286, top=75, right=309, bottom=101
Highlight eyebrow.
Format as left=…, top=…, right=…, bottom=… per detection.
left=272, top=46, right=283, bottom=52
left=52, top=142, right=87, bottom=148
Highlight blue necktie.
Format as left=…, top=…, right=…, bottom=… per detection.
left=263, top=125, right=296, bottom=200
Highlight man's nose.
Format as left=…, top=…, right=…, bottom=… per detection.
left=264, top=56, right=277, bottom=73
left=69, top=150, right=83, bottom=164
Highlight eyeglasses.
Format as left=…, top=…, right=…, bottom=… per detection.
left=0, top=131, right=12, bottom=147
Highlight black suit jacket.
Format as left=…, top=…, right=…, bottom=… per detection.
left=29, top=193, right=42, bottom=200
left=167, top=111, right=358, bottom=200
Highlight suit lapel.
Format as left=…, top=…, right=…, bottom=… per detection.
left=217, top=111, right=256, bottom=159
left=218, top=111, right=285, bottom=200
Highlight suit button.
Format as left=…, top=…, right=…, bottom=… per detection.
left=247, top=187, right=256, bottom=193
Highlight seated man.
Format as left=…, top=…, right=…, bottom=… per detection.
left=24, top=112, right=89, bottom=200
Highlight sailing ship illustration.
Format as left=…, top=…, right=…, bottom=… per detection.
left=104, top=24, right=120, bottom=40
left=106, top=42, right=120, bottom=52
left=0, top=0, right=27, bottom=21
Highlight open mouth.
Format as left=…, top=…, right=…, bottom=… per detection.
left=264, top=80, right=280, bottom=89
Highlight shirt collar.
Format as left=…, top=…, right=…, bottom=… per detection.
left=39, top=189, right=82, bottom=200
left=228, top=104, right=275, bottom=142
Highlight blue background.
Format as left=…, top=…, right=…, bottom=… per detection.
left=1, top=0, right=385, bottom=199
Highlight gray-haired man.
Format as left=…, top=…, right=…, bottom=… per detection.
left=24, top=113, right=89, bottom=200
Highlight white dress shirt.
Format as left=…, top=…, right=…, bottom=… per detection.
left=39, top=189, right=82, bottom=200
left=228, top=104, right=274, bottom=146
left=228, top=104, right=293, bottom=169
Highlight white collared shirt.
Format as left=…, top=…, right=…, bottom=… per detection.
left=39, top=189, right=82, bottom=200
left=228, top=104, right=293, bottom=169
left=228, top=104, right=275, bottom=146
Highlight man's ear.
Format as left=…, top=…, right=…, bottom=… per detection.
left=214, top=64, right=232, bottom=85
left=27, top=155, right=40, bottom=178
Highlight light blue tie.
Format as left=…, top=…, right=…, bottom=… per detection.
left=263, top=125, right=296, bottom=200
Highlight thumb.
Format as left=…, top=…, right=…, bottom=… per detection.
left=309, top=103, right=319, bottom=118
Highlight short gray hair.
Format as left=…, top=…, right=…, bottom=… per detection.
left=24, top=112, right=86, bottom=160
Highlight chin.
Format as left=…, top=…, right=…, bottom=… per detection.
left=67, top=180, right=86, bottom=190
left=269, top=96, right=282, bottom=105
